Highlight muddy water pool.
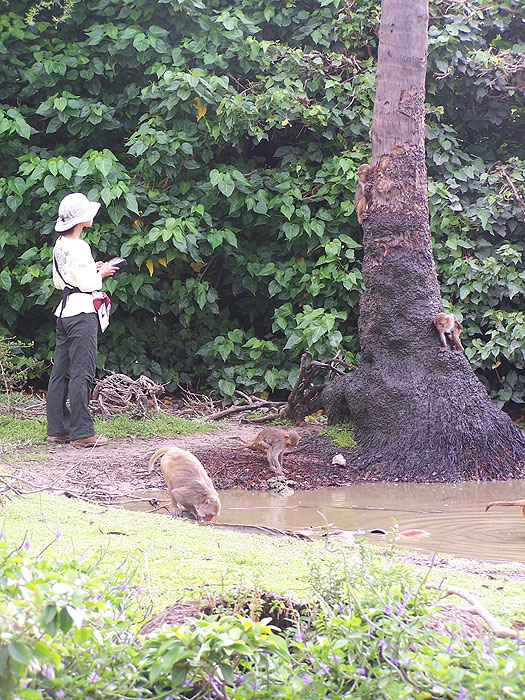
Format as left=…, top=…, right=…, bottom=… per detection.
left=125, top=480, right=525, bottom=563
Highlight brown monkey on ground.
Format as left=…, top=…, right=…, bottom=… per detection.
left=485, top=500, right=525, bottom=517
left=148, top=446, right=221, bottom=521
left=354, top=164, right=371, bottom=224
left=234, top=427, right=299, bottom=475
left=433, top=313, right=464, bottom=353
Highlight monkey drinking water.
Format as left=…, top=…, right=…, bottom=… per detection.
left=148, top=446, right=221, bottom=521
left=433, top=313, right=464, bottom=353
left=235, top=427, right=299, bottom=475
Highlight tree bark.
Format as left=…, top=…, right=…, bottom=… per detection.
left=322, top=0, right=525, bottom=481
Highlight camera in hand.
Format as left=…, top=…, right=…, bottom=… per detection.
left=107, top=257, right=128, bottom=270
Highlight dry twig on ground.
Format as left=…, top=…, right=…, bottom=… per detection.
left=204, top=399, right=286, bottom=422
left=90, top=373, right=164, bottom=419
left=430, top=585, right=518, bottom=639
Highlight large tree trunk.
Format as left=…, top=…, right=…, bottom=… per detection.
left=322, top=0, right=525, bottom=481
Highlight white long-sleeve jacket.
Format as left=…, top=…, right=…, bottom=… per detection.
left=52, top=236, right=103, bottom=318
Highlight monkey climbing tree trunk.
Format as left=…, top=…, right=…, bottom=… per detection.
left=322, top=0, right=525, bottom=480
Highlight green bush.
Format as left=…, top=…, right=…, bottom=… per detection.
left=2, top=533, right=525, bottom=700
left=0, top=0, right=523, bottom=405
left=0, top=537, right=143, bottom=700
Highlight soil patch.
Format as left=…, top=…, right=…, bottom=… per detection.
left=140, top=589, right=311, bottom=635
left=9, top=422, right=361, bottom=504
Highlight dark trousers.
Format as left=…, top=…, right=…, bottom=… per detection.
left=46, top=313, right=98, bottom=440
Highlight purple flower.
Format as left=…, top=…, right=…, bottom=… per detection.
left=458, top=688, right=467, bottom=700
left=134, top=585, right=143, bottom=595
left=250, top=680, right=261, bottom=690
left=294, top=629, right=305, bottom=642
left=23, top=539, right=31, bottom=550
left=384, top=604, right=393, bottom=615
left=378, top=639, right=388, bottom=651
left=329, top=654, right=341, bottom=664
left=41, top=666, right=53, bottom=679
left=234, top=674, right=246, bottom=686
left=396, top=604, right=405, bottom=615
left=403, top=591, right=411, bottom=603
left=299, top=672, right=314, bottom=686
left=318, top=662, right=329, bottom=674
left=55, top=530, right=62, bottom=540
left=356, top=667, right=366, bottom=676
left=88, top=671, right=99, bottom=683
left=336, top=602, right=345, bottom=613
left=57, top=691, right=65, bottom=699
left=166, top=696, right=175, bottom=700
left=0, top=531, right=4, bottom=540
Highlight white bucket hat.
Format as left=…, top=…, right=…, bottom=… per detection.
left=54, top=192, right=101, bottom=232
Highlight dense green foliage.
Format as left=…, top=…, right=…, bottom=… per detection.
left=0, top=0, right=523, bottom=405
left=2, top=534, right=525, bottom=699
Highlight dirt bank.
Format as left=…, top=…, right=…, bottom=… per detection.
left=10, top=422, right=360, bottom=504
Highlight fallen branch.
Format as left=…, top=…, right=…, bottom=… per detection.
left=0, top=463, right=79, bottom=496
left=239, top=411, right=282, bottom=424
left=204, top=400, right=286, bottom=421
left=431, top=585, right=518, bottom=639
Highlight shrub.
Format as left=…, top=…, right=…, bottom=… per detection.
left=0, top=0, right=523, bottom=405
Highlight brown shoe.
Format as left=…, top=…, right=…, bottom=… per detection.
left=47, top=434, right=70, bottom=443
left=70, top=435, right=109, bottom=448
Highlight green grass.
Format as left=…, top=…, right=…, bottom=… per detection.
left=93, top=411, right=215, bottom=438
left=0, top=410, right=215, bottom=447
left=1, top=492, right=522, bottom=626
left=1, top=493, right=316, bottom=612
left=0, top=416, right=47, bottom=447
left=321, top=423, right=357, bottom=448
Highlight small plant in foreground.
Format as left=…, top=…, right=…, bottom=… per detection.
left=2, top=526, right=525, bottom=699
left=0, top=536, right=145, bottom=699
left=0, top=339, right=46, bottom=403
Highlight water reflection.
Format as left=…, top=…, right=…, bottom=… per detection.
left=125, top=481, right=525, bottom=563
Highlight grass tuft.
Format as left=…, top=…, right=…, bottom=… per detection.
left=0, top=410, right=215, bottom=448
left=320, top=423, right=357, bottom=448
left=93, top=411, right=215, bottom=439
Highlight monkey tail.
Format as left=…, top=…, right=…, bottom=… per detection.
left=231, top=439, right=257, bottom=450
left=148, top=447, right=170, bottom=472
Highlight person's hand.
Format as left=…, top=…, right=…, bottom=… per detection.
left=97, top=262, right=119, bottom=278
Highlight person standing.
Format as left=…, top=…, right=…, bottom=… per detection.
left=46, top=192, right=118, bottom=447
